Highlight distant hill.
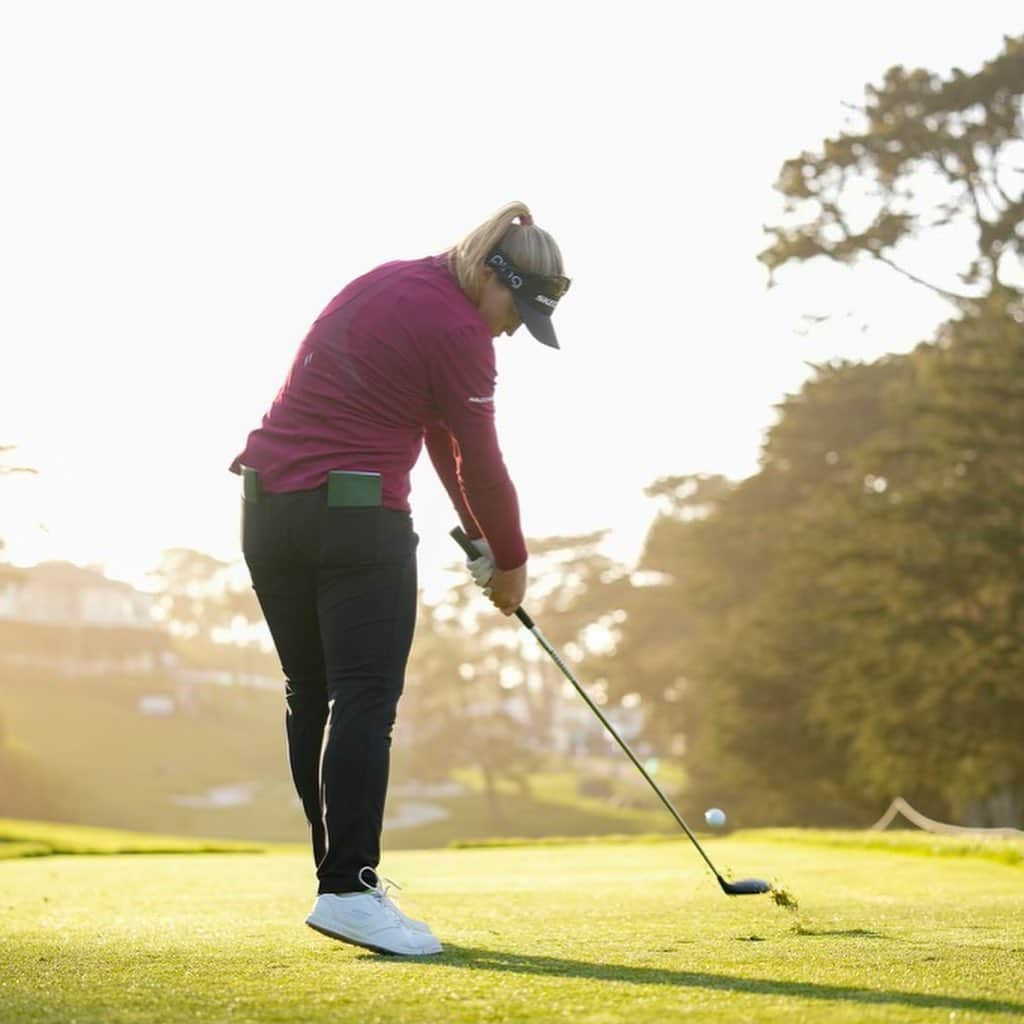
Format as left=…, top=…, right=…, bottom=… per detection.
left=0, top=666, right=305, bottom=842
left=0, top=667, right=677, bottom=849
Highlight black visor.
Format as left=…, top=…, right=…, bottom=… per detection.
left=485, top=247, right=570, bottom=349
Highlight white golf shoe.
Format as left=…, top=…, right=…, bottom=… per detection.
left=305, top=867, right=442, bottom=956
left=356, top=866, right=436, bottom=937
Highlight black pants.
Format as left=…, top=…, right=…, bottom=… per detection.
left=241, top=487, right=418, bottom=894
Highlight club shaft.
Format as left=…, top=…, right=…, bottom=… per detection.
left=525, top=621, right=723, bottom=881
left=449, top=526, right=726, bottom=885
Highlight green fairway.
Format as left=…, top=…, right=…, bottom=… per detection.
left=2, top=833, right=1022, bottom=1023
left=0, top=817, right=283, bottom=859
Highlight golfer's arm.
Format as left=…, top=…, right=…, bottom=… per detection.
left=444, top=420, right=527, bottom=571
left=427, top=328, right=528, bottom=571
left=424, top=421, right=482, bottom=540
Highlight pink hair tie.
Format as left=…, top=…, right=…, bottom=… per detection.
left=519, top=213, right=534, bottom=226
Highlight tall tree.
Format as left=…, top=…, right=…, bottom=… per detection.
left=625, top=362, right=912, bottom=825
left=760, top=34, right=1024, bottom=310
left=757, top=35, right=1024, bottom=824
left=613, top=36, right=1024, bottom=826
left=809, top=297, right=1024, bottom=823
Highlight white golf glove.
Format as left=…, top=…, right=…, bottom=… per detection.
left=467, top=537, right=495, bottom=590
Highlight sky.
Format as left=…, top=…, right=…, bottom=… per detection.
left=2, top=1, right=1021, bottom=599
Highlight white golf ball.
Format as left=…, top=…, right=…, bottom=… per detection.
left=704, top=807, right=727, bottom=828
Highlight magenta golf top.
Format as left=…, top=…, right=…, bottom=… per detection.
left=229, top=254, right=528, bottom=570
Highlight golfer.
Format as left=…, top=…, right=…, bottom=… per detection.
left=229, top=202, right=570, bottom=955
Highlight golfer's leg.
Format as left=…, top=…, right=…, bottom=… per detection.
left=243, top=498, right=329, bottom=867
left=249, top=566, right=329, bottom=866
left=315, top=512, right=418, bottom=895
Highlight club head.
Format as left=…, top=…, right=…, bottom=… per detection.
left=718, top=876, right=772, bottom=896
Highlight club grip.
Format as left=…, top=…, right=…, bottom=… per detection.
left=449, top=526, right=535, bottom=630
left=449, top=526, right=482, bottom=559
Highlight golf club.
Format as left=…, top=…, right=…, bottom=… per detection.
left=451, top=526, right=771, bottom=897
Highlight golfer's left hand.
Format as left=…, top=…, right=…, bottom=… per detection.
left=467, top=537, right=495, bottom=588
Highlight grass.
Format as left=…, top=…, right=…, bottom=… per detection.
left=0, top=818, right=288, bottom=859
left=747, top=827, right=1024, bottom=868
left=2, top=827, right=1022, bottom=1023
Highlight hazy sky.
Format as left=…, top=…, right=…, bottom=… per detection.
left=2, top=2, right=1021, bottom=597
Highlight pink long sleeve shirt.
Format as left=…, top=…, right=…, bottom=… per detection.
left=229, top=254, right=528, bottom=569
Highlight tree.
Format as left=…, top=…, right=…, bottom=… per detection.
left=807, top=298, right=1024, bottom=823
left=146, top=547, right=263, bottom=643
left=702, top=34, right=1024, bottom=825
left=585, top=475, right=730, bottom=760
left=398, top=533, right=630, bottom=820
left=760, top=35, right=1024, bottom=310
left=617, top=362, right=914, bottom=825
left=396, top=585, right=541, bottom=820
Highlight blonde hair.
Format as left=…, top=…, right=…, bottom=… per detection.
left=448, top=201, right=565, bottom=304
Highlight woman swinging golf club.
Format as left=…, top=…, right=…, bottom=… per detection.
left=229, top=202, right=570, bottom=955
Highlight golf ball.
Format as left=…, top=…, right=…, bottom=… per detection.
left=704, top=807, right=727, bottom=828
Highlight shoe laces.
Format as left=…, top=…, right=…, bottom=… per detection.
left=358, top=866, right=406, bottom=924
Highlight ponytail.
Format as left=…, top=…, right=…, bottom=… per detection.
left=449, top=201, right=564, bottom=304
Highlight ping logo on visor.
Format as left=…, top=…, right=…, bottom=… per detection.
left=485, top=247, right=571, bottom=349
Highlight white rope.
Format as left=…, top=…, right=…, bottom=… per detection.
left=870, top=796, right=1024, bottom=839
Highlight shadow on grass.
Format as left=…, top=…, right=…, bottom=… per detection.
left=410, top=944, right=1024, bottom=1016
